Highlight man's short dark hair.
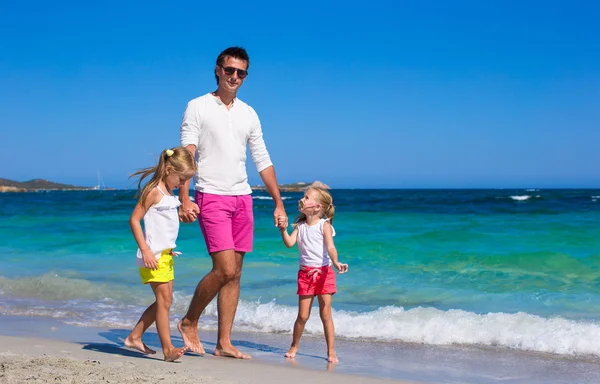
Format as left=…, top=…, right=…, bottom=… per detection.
left=215, top=46, right=250, bottom=85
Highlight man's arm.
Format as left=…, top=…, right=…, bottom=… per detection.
left=178, top=144, right=199, bottom=223
left=246, top=107, right=287, bottom=226
left=259, top=165, right=287, bottom=226
left=179, top=100, right=201, bottom=223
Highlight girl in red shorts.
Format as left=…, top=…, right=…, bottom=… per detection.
left=278, top=187, right=349, bottom=363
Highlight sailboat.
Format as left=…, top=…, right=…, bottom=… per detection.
left=92, top=170, right=105, bottom=190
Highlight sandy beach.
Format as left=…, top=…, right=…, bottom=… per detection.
left=0, top=334, right=411, bottom=384
left=2, top=315, right=600, bottom=384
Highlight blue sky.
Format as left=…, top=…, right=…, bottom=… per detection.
left=1, top=0, right=598, bottom=188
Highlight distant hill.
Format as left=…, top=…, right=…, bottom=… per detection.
left=251, top=181, right=331, bottom=192
left=0, top=178, right=90, bottom=192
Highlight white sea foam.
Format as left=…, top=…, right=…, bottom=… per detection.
left=229, top=301, right=600, bottom=356
left=253, top=196, right=291, bottom=200
left=4, top=275, right=600, bottom=357
left=189, top=196, right=291, bottom=201
left=510, top=195, right=531, bottom=201
left=8, top=295, right=600, bottom=358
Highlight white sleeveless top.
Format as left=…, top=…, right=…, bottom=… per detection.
left=136, top=186, right=181, bottom=267
left=297, top=218, right=336, bottom=267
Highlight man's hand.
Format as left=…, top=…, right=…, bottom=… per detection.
left=276, top=215, right=288, bottom=230
left=274, top=205, right=287, bottom=227
left=179, top=199, right=199, bottom=223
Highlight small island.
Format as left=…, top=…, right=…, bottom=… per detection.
left=1, top=178, right=331, bottom=193
left=251, top=181, right=331, bottom=192
left=0, top=178, right=96, bottom=192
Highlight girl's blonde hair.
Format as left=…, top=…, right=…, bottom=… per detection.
left=293, top=187, right=335, bottom=226
left=130, top=147, right=196, bottom=208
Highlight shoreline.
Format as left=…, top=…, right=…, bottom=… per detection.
left=2, top=315, right=600, bottom=383
left=0, top=315, right=412, bottom=384
left=0, top=335, right=404, bottom=384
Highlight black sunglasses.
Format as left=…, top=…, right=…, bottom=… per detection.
left=219, top=65, right=248, bottom=78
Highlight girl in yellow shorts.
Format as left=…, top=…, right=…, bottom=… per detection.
left=124, top=147, right=196, bottom=362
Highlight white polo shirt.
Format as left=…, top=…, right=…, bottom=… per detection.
left=180, top=93, right=273, bottom=195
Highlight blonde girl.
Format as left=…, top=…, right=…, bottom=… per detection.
left=124, top=147, right=196, bottom=362
left=278, top=187, right=348, bottom=363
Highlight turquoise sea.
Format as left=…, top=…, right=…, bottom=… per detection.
left=2, top=188, right=600, bottom=377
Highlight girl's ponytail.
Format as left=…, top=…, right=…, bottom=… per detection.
left=324, top=203, right=335, bottom=225
left=130, top=148, right=194, bottom=208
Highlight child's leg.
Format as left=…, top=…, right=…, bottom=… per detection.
left=151, top=281, right=188, bottom=362
left=317, top=294, right=338, bottom=363
left=125, top=301, right=157, bottom=354
left=285, top=295, right=314, bottom=358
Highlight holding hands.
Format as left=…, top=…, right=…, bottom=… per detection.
left=179, top=200, right=199, bottom=223
left=277, top=215, right=288, bottom=230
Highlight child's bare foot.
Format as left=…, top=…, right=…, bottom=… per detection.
left=124, top=336, right=156, bottom=355
left=327, top=352, right=339, bottom=363
left=164, top=346, right=188, bottom=362
left=214, top=344, right=252, bottom=360
left=177, top=320, right=205, bottom=355
left=285, top=346, right=298, bottom=358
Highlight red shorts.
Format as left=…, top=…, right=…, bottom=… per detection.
left=195, top=191, right=253, bottom=254
left=297, top=265, right=336, bottom=296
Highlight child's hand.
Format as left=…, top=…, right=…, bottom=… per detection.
left=185, top=209, right=198, bottom=220
left=334, top=262, right=348, bottom=274
left=277, top=215, right=288, bottom=230
left=142, top=249, right=158, bottom=270
left=186, top=204, right=199, bottom=218
left=179, top=200, right=199, bottom=223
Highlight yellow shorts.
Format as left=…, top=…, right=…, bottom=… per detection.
left=139, top=250, right=174, bottom=284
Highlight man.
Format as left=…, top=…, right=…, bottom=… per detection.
left=177, top=46, right=287, bottom=360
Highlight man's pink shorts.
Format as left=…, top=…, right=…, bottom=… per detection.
left=195, top=191, right=253, bottom=254
left=297, top=265, right=337, bottom=296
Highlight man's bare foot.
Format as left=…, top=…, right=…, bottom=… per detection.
left=124, top=336, right=156, bottom=354
left=177, top=320, right=205, bottom=355
left=327, top=352, right=339, bottom=363
left=164, top=346, right=189, bottom=362
left=214, top=345, right=252, bottom=360
left=285, top=346, right=298, bottom=358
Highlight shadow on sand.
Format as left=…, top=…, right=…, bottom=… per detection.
left=76, top=329, right=325, bottom=362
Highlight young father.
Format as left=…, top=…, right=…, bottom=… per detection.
left=178, top=47, right=287, bottom=359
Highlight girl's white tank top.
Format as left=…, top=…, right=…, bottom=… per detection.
left=297, top=218, right=336, bottom=267
left=136, top=186, right=181, bottom=267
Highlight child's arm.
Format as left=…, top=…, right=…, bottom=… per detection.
left=130, top=188, right=161, bottom=270
left=279, top=218, right=298, bottom=248
left=323, top=221, right=348, bottom=273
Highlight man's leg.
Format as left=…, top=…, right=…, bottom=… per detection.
left=178, top=250, right=239, bottom=354
left=214, top=251, right=251, bottom=359
left=213, top=194, right=253, bottom=359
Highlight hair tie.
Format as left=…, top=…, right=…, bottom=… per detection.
left=165, top=149, right=174, bottom=157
